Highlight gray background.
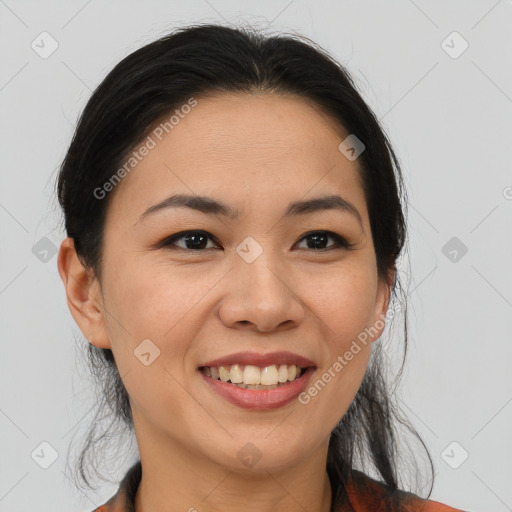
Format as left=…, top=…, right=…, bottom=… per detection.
left=1, top=1, right=511, bottom=511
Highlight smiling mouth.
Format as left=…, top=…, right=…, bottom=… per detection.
left=200, top=363, right=308, bottom=390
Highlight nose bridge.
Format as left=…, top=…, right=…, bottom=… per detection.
left=241, top=250, right=281, bottom=292
left=236, top=236, right=287, bottom=301
left=218, top=236, right=304, bottom=331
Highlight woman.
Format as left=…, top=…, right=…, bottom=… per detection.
left=56, top=23, right=465, bottom=512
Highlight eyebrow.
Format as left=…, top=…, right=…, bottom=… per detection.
left=135, top=193, right=363, bottom=228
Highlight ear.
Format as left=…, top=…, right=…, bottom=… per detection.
left=57, top=237, right=111, bottom=349
left=369, top=266, right=395, bottom=343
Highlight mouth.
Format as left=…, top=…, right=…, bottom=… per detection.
left=198, top=359, right=316, bottom=410
left=199, top=363, right=308, bottom=390
left=197, top=351, right=317, bottom=409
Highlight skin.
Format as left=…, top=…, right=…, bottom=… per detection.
left=58, top=92, right=393, bottom=512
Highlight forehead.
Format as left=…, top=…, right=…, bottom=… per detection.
left=106, top=92, right=367, bottom=225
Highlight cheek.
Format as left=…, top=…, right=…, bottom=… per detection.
left=99, top=259, right=206, bottom=426
left=310, top=264, right=378, bottom=345
left=301, top=273, right=375, bottom=432
left=100, top=256, right=232, bottom=400
left=305, top=265, right=377, bottom=404
left=104, top=257, right=212, bottom=339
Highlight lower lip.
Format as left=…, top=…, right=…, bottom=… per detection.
left=199, top=367, right=315, bottom=410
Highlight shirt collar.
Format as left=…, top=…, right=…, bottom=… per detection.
left=94, top=460, right=355, bottom=512
left=95, top=460, right=141, bottom=512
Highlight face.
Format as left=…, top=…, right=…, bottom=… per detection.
left=60, top=92, right=392, bottom=475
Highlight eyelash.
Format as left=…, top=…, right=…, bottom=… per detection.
left=159, top=230, right=354, bottom=253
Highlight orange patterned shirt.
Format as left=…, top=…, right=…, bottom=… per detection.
left=92, top=461, right=466, bottom=512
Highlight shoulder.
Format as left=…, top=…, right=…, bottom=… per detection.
left=88, top=460, right=142, bottom=512
left=340, top=470, right=466, bottom=512
left=88, top=496, right=117, bottom=512
left=415, top=499, right=466, bottom=511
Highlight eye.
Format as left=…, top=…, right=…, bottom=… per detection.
left=161, top=230, right=221, bottom=251
left=295, top=231, right=351, bottom=251
left=159, top=230, right=352, bottom=252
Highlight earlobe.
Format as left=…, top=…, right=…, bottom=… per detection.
left=370, top=267, right=395, bottom=343
left=57, top=238, right=111, bottom=349
left=381, top=267, right=395, bottom=317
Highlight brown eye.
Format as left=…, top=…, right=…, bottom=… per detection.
left=159, top=230, right=352, bottom=253
left=295, top=231, right=351, bottom=251
left=161, top=231, right=220, bottom=251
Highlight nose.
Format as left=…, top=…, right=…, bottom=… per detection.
left=218, top=252, right=305, bottom=333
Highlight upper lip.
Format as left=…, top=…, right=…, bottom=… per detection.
left=199, top=351, right=316, bottom=369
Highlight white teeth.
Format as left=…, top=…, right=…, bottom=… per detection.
left=260, top=365, right=278, bottom=385
left=243, top=365, right=261, bottom=385
left=203, top=363, right=305, bottom=387
left=278, top=364, right=288, bottom=383
left=219, top=366, right=230, bottom=382
left=229, top=364, right=243, bottom=383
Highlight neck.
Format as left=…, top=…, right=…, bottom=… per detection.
left=133, top=427, right=333, bottom=512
